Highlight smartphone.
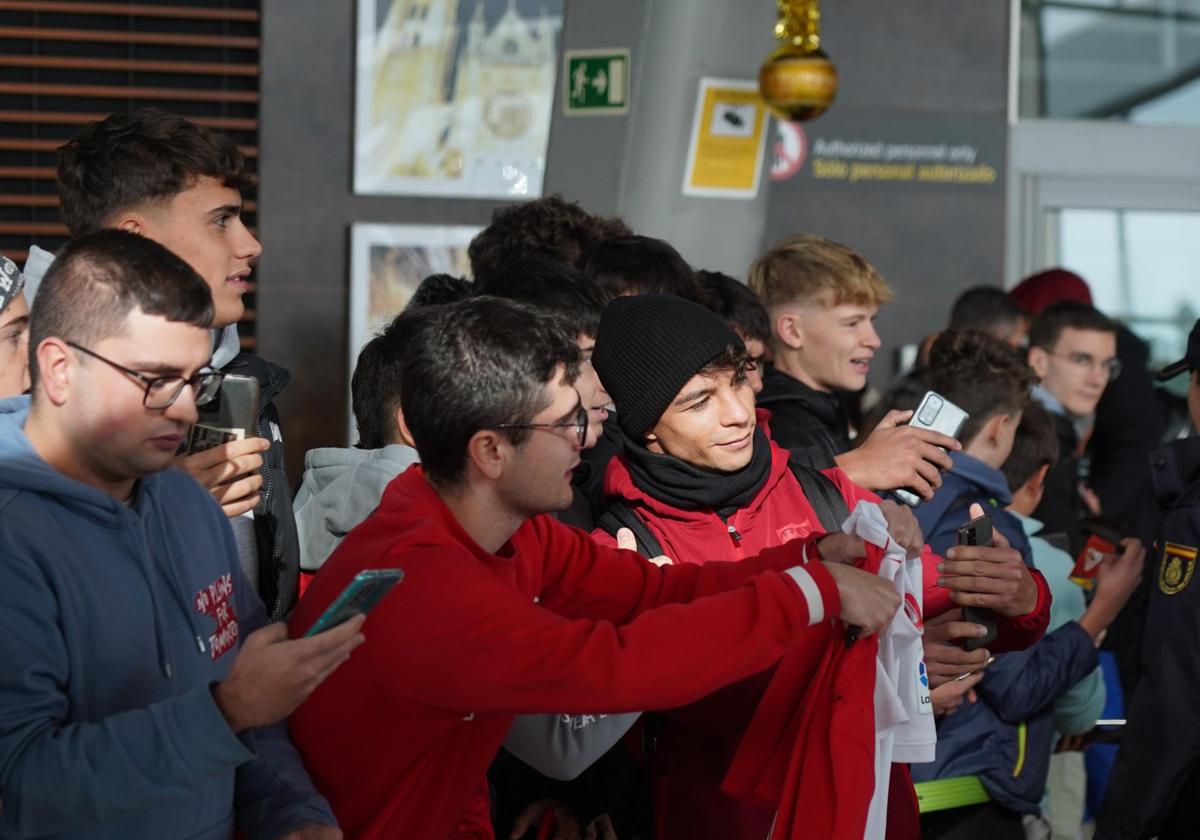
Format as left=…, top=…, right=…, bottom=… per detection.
left=303, top=568, right=404, bottom=637
left=956, top=513, right=998, bottom=651
left=1070, top=518, right=1124, bottom=591
left=1085, top=721, right=1125, bottom=745
left=183, top=374, right=261, bottom=455
left=894, top=391, right=969, bottom=506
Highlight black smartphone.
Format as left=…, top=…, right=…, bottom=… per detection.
left=956, top=513, right=998, bottom=651
left=303, top=568, right=404, bottom=637
left=183, top=373, right=261, bottom=455
left=1084, top=720, right=1125, bottom=745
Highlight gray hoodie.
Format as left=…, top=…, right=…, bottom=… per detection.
left=293, top=444, right=421, bottom=571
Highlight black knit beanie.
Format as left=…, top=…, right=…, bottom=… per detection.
left=593, top=293, right=744, bottom=440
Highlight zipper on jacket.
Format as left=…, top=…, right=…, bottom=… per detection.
left=719, top=515, right=742, bottom=545
left=259, top=425, right=286, bottom=621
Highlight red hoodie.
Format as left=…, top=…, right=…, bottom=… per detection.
left=590, top=417, right=1051, bottom=839
left=287, top=465, right=843, bottom=840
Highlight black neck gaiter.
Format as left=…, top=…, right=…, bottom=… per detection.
left=621, top=427, right=773, bottom=519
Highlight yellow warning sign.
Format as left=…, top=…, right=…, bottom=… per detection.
left=682, top=78, right=769, bottom=199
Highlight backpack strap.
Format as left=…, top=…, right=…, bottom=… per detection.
left=596, top=501, right=664, bottom=558
left=788, top=461, right=851, bottom=533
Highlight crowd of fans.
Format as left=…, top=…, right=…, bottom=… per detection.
left=0, top=108, right=1198, bottom=840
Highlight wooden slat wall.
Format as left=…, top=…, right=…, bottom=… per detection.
left=0, top=0, right=260, bottom=349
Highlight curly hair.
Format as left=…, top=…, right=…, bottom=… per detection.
left=927, top=330, right=1036, bottom=445
left=580, top=235, right=709, bottom=304
left=468, top=195, right=631, bottom=286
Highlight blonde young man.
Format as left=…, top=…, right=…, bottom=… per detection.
left=749, top=234, right=958, bottom=500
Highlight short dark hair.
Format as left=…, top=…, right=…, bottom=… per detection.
left=472, top=256, right=609, bottom=339
left=398, top=296, right=581, bottom=488
left=468, top=195, right=631, bottom=286
left=405, top=274, right=472, bottom=311
left=580, top=235, right=708, bottom=304
left=29, top=230, right=213, bottom=385
left=1028, top=301, right=1116, bottom=351
left=949, top=286, right=1026, bottom=337
left=698, top=345, right=755, bottom=386
left=1002, top=401, right=1060, bottom=492
left=56, top=108, right=252, bottom=236
left=351, top=316, right=418, bottom=450
left=927, top=330, right=1036, bottom=445
left=697, top=270, right=771, bottom=345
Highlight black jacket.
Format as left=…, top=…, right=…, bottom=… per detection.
left=755, top=365, right=850, bottom=470
left=1096, top=435, right=1200, bottom=839
left=1032, top=408, right=1085, bottom=557
left=221, top=351, right=300, bottom=620
left=1091, top=326, right=1167, bottom=547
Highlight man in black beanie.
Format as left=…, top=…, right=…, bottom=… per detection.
left=588, top=293, right=1052, bottom=840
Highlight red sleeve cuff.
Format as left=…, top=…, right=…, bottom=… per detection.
left=992, top=568, right=1051, bottom=652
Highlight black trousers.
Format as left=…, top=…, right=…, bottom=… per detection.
left=920, top=802, right=1025, bottom=840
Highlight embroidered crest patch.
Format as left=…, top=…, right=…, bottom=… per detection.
left=1158, top=542, right=1198, bottom=596
left=777, top=521, right=812, bottom=543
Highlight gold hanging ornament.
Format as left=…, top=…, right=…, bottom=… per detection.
left=759, top=0, right=838, bottom=121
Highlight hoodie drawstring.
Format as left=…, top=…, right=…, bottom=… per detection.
left=137, top=487, right=210, bottom=679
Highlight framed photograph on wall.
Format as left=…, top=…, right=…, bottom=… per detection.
left=354, top=0, right=564, bottom=198
left=347, top=223, right=479, bottom=435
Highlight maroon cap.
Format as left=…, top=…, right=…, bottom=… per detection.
left=1010, top=268, right=1093, bottom=316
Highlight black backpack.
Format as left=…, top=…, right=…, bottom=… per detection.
left=597, top=462, right=851, bottom=556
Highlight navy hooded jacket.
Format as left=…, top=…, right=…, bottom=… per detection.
left=0, top=397, right=334, bottom=839
left=911, top=450, right=1095, bottom=813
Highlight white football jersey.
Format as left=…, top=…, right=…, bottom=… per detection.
left=840, top=502, right=936, bottom=840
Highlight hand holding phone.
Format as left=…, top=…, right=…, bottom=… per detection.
left=214, top=615, right=366, bottom=734
left=836, top=405, right=961, bottom=500
left=954, top=513, right=1000, bottom=651
left=922, top=608, right=992, bottom=688
left=894, top=392, right=969, bottom=506
left=177, top=436, right=270, bottom=518
left=304, top=568, right=405, bottom=637
left=939, top=503, right=1040, bottom=622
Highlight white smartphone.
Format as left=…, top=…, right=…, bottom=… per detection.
left=894, top=390, right=969, bottom=506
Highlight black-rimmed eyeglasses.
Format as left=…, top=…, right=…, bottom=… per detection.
left=492, top=404, right=588, bottom=448
left=66, top=341, right=224, bottom=409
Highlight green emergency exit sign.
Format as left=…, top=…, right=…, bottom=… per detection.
left=563, top=49, right=630, bottom=115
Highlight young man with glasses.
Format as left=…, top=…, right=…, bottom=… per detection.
left=287, top=296, right=904, bottom=840
left=0, top=231, right=360, bottom=839
left=1026, top=301, right=1120, bottom=556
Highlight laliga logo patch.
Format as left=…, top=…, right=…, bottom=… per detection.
left=1159, top=542, right=1198, bottom=596
left=917, top=660, right=933, bottom=715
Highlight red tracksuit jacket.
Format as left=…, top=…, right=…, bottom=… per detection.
left=287, top=465, right=843, bottom=840
left=590, top=422, right=1051, bottom=839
